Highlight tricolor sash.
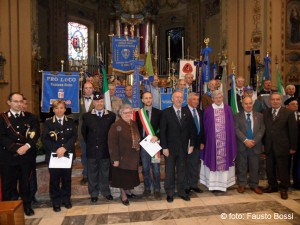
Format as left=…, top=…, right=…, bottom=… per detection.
left=138, top=109, right=160, bottom=163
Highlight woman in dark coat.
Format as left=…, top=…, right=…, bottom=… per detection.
left=42, top=100, right=77, bottom=212
left=108, top=104, right=141, bottom=206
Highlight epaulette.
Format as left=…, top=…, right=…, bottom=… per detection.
left=46, top=117, right=53, bottom=120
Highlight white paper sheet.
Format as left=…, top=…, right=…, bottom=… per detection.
left=49, top=153, right=73, bottom=168
left=139, top=134, right=162, bottom=157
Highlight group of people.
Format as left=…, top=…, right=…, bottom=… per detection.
left=0, top=73, right=299, bottom=216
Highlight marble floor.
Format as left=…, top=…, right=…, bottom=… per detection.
left=25, top=181, right=300, bottom=225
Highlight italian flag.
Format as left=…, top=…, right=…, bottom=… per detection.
left=100, top=64, right=111, bottom=111
left=230, top=74, right=239, bottom=114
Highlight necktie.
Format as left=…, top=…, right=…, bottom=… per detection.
left=58, top=119, right=62, bottom=125
left=272, top=109, right=277, bottom=120
left=85, top=97, right=91, bottom=101
left=15, top=113, right=19, bottom=118
left=246, top=113, right=253, bottom=139
left=193, top=109, right=200, bottom=134
left=146, top=110, right=149, bottom=118
left=176, top=110, right=181, bottom=124
left=98, top=111, right=102, bottom=118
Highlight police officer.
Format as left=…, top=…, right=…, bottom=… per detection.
left=0, top=92, right=40, bottom=216
left=42, top=100, right=77, bottom=212
left=81, top=92, right=116, bottom=203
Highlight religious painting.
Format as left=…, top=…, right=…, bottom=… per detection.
left=286, top=0, right=300, bottom=49
left=166, top=27, right=184, bottom=62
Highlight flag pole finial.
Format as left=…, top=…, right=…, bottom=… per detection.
left=204, top=38, right=210, bottom=47
left=231, top=62, right=236, bottom=74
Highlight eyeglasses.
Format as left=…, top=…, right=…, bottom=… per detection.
left=122, top=111, right=133, bottom=115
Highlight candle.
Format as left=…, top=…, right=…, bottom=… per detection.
left=182, top=37, right=184, bottom=59
left=155, top=35, right=157, bottom=58
left=168, top=36, right=170, bottom=59
left=96, top=33, right=99, bottom=57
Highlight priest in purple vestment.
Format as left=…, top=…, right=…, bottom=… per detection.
left=200, top=90, right=237, bottom=192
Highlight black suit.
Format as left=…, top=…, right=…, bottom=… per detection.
left=263, top=107, right=298, bottom=191
left=0, top=111, right=40, bottom=208
left=183, top=106, right=205, bottom=189
left=292, top=112, right=300, bottom=189
left=81, top=109, right=116, bottom=198
left=136, top=107, right=162, bottom=192
left=42, top=116, right=77, bottom=206
left=160, top=106, right=196, bottom=196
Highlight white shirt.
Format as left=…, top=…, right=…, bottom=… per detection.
left=84, top=95, right=93, bottom=112
left=212, top=103, right=224, bottom=109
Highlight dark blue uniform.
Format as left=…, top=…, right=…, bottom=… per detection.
left=42, top=116, right=77, bottom=206
left=0, top=111, right=40, bottom=209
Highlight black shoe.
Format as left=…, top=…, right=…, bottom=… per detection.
left=121, top=198, right=130, bottom=206
left=62, top=202, right=72, bottom=209
left=143, top=190, right=151, bottom=197
left=80, top=177, right=88, bottom=185
left=53, top=205, right=61, bottom=212
left=263, top=186, right=278, bottom=193
left=154, top=192, right=161, bottom=199
left=185, top=189, right=191, bottom=194
left=24, top=207, right=35, bottom=216
left=32, top=196, right=38, bottom=203
left=166, top=195, right=174, bottom=203
left=126, top=193, right=136, bottom=199
left=179, top=195, right=191, bottom=201
left=105, top=195, right=113, bottom=200
left=191, top=187, right=203, bottom=193
left=280, top=191, right=288, bottom=200
left=91, top=197, right=98, bottom=203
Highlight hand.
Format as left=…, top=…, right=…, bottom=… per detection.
left=290, top=149, right=296, bottom=154
left=188, top=146, right=194, bottom=154
left=163, top=149, right=169, bottom=157
left=150, top=136, right=158, bottom=143
left=56, top=147, right=66, bottom=158
left=113, top=161, right=119, bottom=167
left=244, top=140, right=256, bottom=148
left=200, top=144, right=205, bottom=150
left=16, top=145, right=29, bottom=155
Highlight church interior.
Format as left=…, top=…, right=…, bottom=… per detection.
left=1, top=0, right=300, bottom=224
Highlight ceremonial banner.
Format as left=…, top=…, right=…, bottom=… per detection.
left=114, top=86, right=126, bottom=99
left=112, top=36, right=139, bottom=73
left=42, top=71, right=80, bottom=112
left=179, top=60, right=196, bottom=79
left=160, top=88, right=188, bottom=110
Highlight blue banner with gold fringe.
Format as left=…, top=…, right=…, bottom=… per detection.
left=112, top=36, right=139, bottom=73
left=42, top=71, right=80, bottom=112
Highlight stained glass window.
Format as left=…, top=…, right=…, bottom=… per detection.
left=68, top=22, right=88, bottom=70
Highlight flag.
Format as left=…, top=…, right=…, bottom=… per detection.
left=250, top=51, right=257, bottom=91
left=201, top=46, right=213, bottom=83
left=276, top=64, right=285, bottom=95
left=130, top=51, right=144, bottom=108
left=145, top=47, right=154, bottom=76
left=221, top=60, right=228, bottom=104
left=212, top=62, right=217, bottom=80
left=100, top=61, right=112, bottom=111
left=179, top=60, right=196, bottom=79
left=230, top=74, right=239, bottom=114
left=260, top=55, right=271, bottom=91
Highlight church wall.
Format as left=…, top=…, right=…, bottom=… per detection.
left=0, top=0, right=34, bottom=112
